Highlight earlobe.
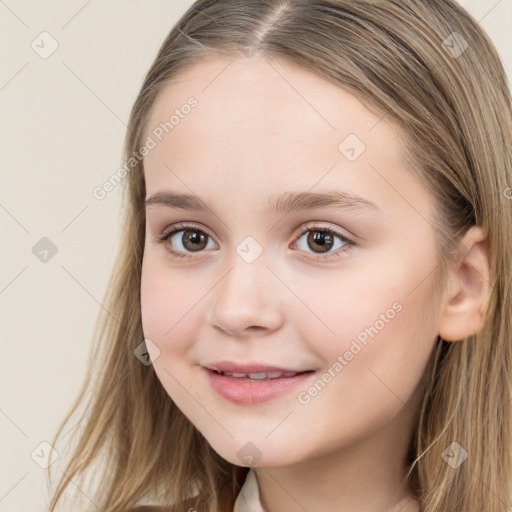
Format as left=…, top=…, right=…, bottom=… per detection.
left=437, top=225, right=491, bottom=342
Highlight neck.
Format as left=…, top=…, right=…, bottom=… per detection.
left=254, top=391, right=422, bottom=512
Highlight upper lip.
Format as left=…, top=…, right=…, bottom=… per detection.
left=204, top=361, right=314, bottom=373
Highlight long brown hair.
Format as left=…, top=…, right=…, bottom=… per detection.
left=47, top=1, right=512, bottom=510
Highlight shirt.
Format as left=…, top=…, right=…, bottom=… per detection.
left=233, top=468, right=267, bottom=512
left=232, top=470, right=422, bottom=512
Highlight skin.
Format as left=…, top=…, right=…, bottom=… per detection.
left=140, top=53, right=490, bottom=512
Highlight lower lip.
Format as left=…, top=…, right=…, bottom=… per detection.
left=204, top=368, right=315, bottom=404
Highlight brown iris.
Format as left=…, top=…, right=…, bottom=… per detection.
left=307, top=230, right=334, bottom=253
left=181, top=229, right=208, bottom=252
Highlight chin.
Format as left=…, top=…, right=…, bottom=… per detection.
left=205, top=434, right=304, bottom=468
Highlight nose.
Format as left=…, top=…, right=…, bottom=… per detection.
left=207, top=251, right=284, bottom=338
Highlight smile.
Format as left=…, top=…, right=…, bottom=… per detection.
left=204, top=367, right=316, bottom=404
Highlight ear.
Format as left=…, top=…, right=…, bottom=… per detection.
left=437, top=225, right=491, bottom=342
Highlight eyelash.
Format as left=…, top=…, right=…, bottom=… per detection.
left=154, top=222, right=355, bottom=262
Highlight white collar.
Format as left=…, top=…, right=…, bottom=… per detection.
left=233, top=469, right=422, bottom=512
left=233, top=469, right=267, bottom=512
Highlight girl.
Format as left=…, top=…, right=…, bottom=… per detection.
left=47, top=1, right=512, bottom=511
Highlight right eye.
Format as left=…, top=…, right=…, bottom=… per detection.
left=155, top=222, right=218, bottom=260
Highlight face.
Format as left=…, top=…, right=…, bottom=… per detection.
left=140, top=54, right=441, bottom=468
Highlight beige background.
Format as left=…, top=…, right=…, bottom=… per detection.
left=1, top=1, right=510, bottom=511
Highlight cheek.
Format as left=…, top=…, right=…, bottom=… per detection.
left=140, top=256, right=202, bottom=358
left=291, top=263, right=396, bottom=346
left=140, top=259, right=209, bottom=415
left=295, top=253, right=438, bottom=390
left=286, top=265, right=437, bottom=455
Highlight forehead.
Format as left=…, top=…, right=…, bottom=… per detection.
left=142, top=54, right=432, bottom=223
left=144, top=53, right=388, bottom=143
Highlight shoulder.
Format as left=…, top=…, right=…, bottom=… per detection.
left=127, top=499, right=211, bottom=512
left=127, top=507, right=173, bottom=512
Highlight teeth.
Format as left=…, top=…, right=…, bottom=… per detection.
left=218, top=370, right=299, bottom=379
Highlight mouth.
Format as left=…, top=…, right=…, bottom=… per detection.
left=209, top=368, right=314, bottom=380
left=203, top=367, right=316, bottom=404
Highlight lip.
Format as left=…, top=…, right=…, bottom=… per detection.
left=203, top=367, right=316, bottom=404
left=204, top=360, right=314, bottom=373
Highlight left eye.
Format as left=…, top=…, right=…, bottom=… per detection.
left=155, top=222, right=354, bottom=261
left=292, top=224, right=354, bottom=260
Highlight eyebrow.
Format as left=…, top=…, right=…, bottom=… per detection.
left=144, top=190, right=382, bottom=215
